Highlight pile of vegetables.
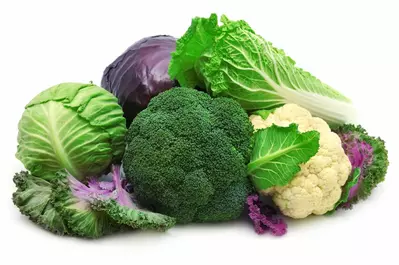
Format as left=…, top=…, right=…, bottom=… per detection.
left=12, top=14, right=389, bottom=238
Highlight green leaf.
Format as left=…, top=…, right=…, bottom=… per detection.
left=325, top=168, right=361, bottom=215
left=16, top=83, right=126, bottom=180
left=54, top=183, right=117, bottom=238
left=251, top=109, right=275, bottom=120
left=168, top=14, right=218, bottom=88
left=12, top=171, right=69, bottom=235
left=38, top=203, right=69, bottom=234
left=52, top=172, right=175, bottom=238
left=248, top=124, right=320, bottom=190
left=170, top=14, right=356, bottom=126
left=93, top=200, right=176, bottom=232
left=13, top=169, right=175, bottom=238
left=12, top=172, right=52, bottom=220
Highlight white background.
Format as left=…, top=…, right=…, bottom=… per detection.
left=1, top=0, right=398, bottom=264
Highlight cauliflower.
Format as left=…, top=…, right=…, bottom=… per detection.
left=249, top=104, right=352, bottom=219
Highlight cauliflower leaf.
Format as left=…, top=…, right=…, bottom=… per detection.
left=248, top=123, right=320, bottom=190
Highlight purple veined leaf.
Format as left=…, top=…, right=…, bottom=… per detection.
left=111, top=165, right=135, bottom=208
left=338, top=132, right=374, bottom=203
left=331, top=124, right=388, bottom=211
left=68, top=174, right=115, bottom=202
left=66, top=166, right=130, bottom=204
left=87, top=177, right=101, bottom=189
left=98, top=181, right=116, bottom=191
left=10, top=162, right=177, bottom=240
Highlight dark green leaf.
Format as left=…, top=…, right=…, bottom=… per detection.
left=93, top=200, right=176, bottom=232
left=12, top=171, right=68, bottom=235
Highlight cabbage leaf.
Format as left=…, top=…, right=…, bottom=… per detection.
left=169, top=14, right=357, bottom=126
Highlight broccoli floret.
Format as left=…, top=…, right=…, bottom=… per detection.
left=123, top=87, right=253, bottom=224
left=334, top=124, right=389, bottom=206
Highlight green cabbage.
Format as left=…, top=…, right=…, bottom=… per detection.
left=169, top=14, right=357, bottom=126
left=16, top=82, right=127, bottom=180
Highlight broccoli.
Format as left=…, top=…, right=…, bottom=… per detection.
left=123, top=87, right=253, bottom=224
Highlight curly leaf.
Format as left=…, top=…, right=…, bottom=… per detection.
left=246, top=194, right=287, bottom=236
left=54, top=167, right=175, bottom=238
left=12, top=171, right=68, bottom=235
left=54, top=183, right=117, bottom=238
left=248, top=124, right=320, bottom=190
left=93, top=200, right=176, bottom=232
left=38, top=203, right=69, bottom=234
left=334, top=124, right=389, bottom=205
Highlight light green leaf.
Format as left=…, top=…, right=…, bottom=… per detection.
left=251, top=109, right=275, bottom=120
left=170, top=14, right=356, bottom=126
left=168, top=14, right=218, bottom=88
left=16, top=83, right=126, bottom=180
left=248, top=124, right=320, bottom=190
left=54, top=184, right=117, bottom=238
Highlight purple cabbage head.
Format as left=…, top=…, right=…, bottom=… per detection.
left=101, top=35, right=178, bottom=126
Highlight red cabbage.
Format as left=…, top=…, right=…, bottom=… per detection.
left=101, top=35, right=178, bottom=126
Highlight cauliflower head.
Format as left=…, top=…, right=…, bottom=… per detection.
left=249, top=104, right=352, bottom=219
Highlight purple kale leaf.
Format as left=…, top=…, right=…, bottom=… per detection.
left=246, top=194, right=287, bottom=236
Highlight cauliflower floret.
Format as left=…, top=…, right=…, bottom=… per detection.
left=249, top=104, right=351, bottom=219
